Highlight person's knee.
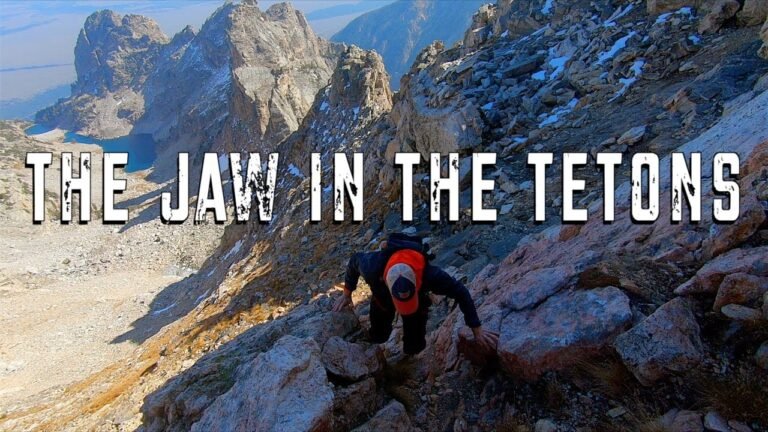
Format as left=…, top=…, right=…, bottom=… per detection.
left=368, top=315, right=393, bottom=343
left=403, top=337, right=426, bottom=355
left=369, top=326, right=391, bottom=343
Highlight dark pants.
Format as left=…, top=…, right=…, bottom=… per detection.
left=369, top=295, right=430, bottom=355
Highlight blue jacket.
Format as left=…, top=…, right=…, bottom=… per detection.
left=344, top=250, right=482, bottom=328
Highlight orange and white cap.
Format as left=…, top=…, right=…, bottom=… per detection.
left=384, top=250, right=425, bottom=316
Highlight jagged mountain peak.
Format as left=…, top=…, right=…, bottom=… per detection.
left=327, top=46, right=392, bottom=113
left=263, top=1, right=302, bottom=20
left=73, top=9, right=168, bottom=95
left=35, top=0, right=341, bottom=173
left=280, top=44, right=392, bottom=174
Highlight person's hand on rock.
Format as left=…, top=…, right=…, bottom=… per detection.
left=471, top=326, right=499, bottom=352
left=332, top=284, right=353, bottom=312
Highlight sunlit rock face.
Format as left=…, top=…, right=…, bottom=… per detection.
left=36, top=2, right=341, bottom=174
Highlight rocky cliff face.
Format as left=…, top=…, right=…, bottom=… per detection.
left=282, top=45, right=393, bottom=174
left=216, top=2, right=340, bottom=155
left=332, top=0, right=486, bottom=88
left=73, top=11, right=169, bottom=95
left=36, top=3, right=340, bottom=178
left=7, top=0, right=768, bottom=431
left=35, top=10, right=168, bottom=138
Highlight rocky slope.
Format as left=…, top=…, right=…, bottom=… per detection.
left=0, top=122, right=227, bottom=413
left=331, top=0, right=486, bottom=89
left=3, top=0, right=768, bottom=431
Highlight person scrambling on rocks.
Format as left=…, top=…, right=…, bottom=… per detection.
left=333, top=233, right=498, bottom=356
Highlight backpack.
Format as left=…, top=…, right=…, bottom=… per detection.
left=384, top=232, right=428, bottom=255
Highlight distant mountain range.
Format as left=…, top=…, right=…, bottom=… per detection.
left=332, top=0, right=486, bottom=89
left=0, top=84, right=70, bottom=120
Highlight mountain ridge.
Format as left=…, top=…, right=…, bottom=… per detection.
left=331, top=0, right=487, bottom=88
left=35, top=2, right=341, bottom=180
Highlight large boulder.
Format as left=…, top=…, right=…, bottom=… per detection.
left=737, top=0, right=768, bottom=26
left=332, top=378, right=383, bottom=430
left=497, top=287, right=632, bottom=378
left=712, top=273, right=768, bottom=312
left=615, top=298, right=704, bottom=385
left=698, top=0, right=741, bottom=34
left=191, top=336, right=334, bottom=432
left=321, top=336, right=383, bottom=381
left=142, top=306, right=359, bottom=432
left=351, top=400, right=412, bottom=432
left=501, top=266, right=573, bottom=311
left=699, top=195, right=766, bottom=260
left=674, top=247, right=768, bottom=296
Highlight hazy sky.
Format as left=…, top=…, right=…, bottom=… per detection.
left=0, top=0, right=395, bottom=101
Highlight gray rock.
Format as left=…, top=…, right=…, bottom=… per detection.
left=332, top=378, right=382, bottom=430
left=670, top=410, right=703, bottom=432
left=501, top=266, right=572, bottom=311
left=321, top=337, right=383, bottom=381
left=728, top=420, right=753, bottom=432
left=703, top=411, right=729, bottom=432
left=502, top=54, right=546, bottom=78
left=615, top=298, right=704, bottom=385
left=191, top=336, right=334, bottom=432
left=699, top=0, right=741, bottom=34
left=617, top=125, right=647, bottom=146
left=498, top=287, right=632, bottom=378
left=534, top=419, right=558, bottom=432
left=352, top=400, right=412, bottom=432
left=721, top=304, right=763, bottom=321
left=487, top=235, right=522, bottom=259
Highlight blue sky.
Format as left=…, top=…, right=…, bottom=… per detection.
left=0, top=0, right=394, bottom=101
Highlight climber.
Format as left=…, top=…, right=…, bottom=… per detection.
left=332, top=233, right=498, bottom=356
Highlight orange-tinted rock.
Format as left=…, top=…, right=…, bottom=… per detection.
left=675, top=246, right=768, bottom=295
left=615, top=298, right=703, bottom=385
left=497, top=287, right=632, bottom=379
left=700, top=195, right=766, bottom=260
left=712, top=273, right=768, bottom=311
left=457, top=326, right=497, bottom=366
